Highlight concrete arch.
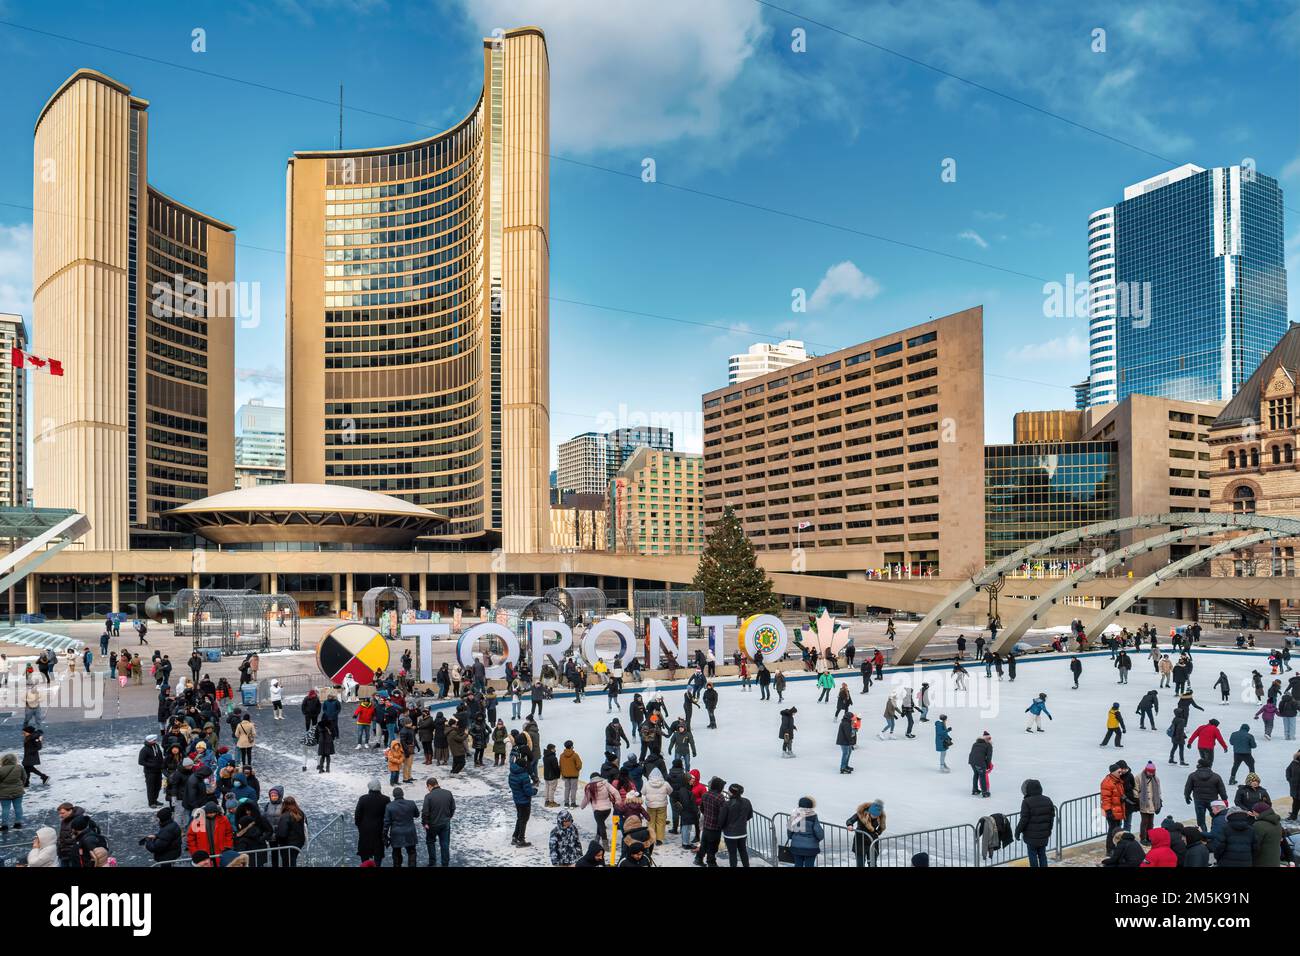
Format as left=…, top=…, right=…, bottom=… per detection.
left=893, top=513, right=1300, bottom=665
left=989, top=525, right=1235, bottom=654
left=1083, top=530, right=1286, bottom=638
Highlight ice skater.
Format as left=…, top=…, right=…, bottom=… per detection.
left=1101, top=702, right=1126, bottom=748
left=1024, top=693, right=1052, bottom=733
left=1069, top=656, right=1083, bottom=689
left=779, top=707, right=797, bottom=756
left=1214, top=671, right=1231, bottom=704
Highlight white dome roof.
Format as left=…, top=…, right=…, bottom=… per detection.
left=171, top=483, right=435, bottom=518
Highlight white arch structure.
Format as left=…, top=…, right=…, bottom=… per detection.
left=893, top=513, right=1300, bottom=665
left=988, top=524, right=1236, bottom=654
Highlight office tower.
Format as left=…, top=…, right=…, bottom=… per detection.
left=32, top=70, right=235, bottom=550
left=702, top=307, right=985, bottom=575
left=556, top=426, right=673, bottom=497
left=728, top=339, right=808, bottom=384
left=1087, top=164, right=1288, bottom=406
left=0, top=314, right=27, bottom=505
left=608, top=449, right=704, bottom=554
left=235, top=399, right=286, bottom=488
left=285, top=29, right=550, bottom=552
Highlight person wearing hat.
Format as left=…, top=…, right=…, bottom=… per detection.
left=785, top=796, right=824, bottom=867
left=138, top=733, right=165, bottom=808
left=141, top=805, right=182, bottom=865
left=1100, top=702, right=1126, bottom=748
left=911, top=851, right=929, bottom=867
left=1024, top=694, right=1052, bottom=733
left=968, top=731, right=993, bottom=798
left=1250, top=800, right=1283, bottom=867
left=846, top=800, right=886, bottom=868
left=618, top=839, right=651, bottom=867
left=383, top=785, right=420, bottom=868
left=1136, top=762, right=1162, bottom=844
left=187, top=801, right=234, bottom=859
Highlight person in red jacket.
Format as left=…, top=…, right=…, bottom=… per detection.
left=688, top=768, right=706, bottom=807
left=1187, top=719, right=1228, bottom=766
left=1139, top=827, right=1178, bottom=867
left=186, top=802, right=234, bottom=859
left=353, top=699, right=376, bottom=750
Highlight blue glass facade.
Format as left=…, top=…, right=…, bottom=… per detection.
left=1113, top=167, right=1288, bottom=403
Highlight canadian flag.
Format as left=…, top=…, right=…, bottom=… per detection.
left=11, top=346, right=63, bottom=376
left=796, top=521, right=812, bottom=530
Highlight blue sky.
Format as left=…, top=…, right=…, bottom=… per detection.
left=0, top=0, right=1297, bottom=469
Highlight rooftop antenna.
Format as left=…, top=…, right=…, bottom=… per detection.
left=338, top=84, right=343, bottom=149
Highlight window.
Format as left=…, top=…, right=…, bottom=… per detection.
left=1251, top=448, right=1260, bottom=468
left=1233, top=486, right=1256, bottom=514
left=1228, top=450, right=1237, bottom=469
left=1272, top=445, right=1282, bottom=465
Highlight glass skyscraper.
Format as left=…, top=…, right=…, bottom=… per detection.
left=1087, top=164, right=1288, bottom=405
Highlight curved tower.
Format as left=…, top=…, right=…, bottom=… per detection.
left=32, top=70, right=235, bottom=550
left=286, top=28, right=550, bottom=552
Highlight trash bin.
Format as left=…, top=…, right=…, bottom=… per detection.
left=240, top=683, right=259, bottom=707
left=204, top=649, right=221, bottom=663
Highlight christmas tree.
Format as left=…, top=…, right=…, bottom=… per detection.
left=692, top=506, right=779, bottom=617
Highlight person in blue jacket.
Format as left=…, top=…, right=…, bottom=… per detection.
left=934, top=714, right=953, bottom=772
left=1025, top=693, right=1053, bottom=733
left=320, top=692, right=342, bottom=740
left=508, top=754, right=537, bottom=848
left=1226, top=723, right=1257, bottom=785
left=786, top=796, right=824, bottom=866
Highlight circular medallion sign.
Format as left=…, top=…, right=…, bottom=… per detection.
left=317, top=622, right=390, bottom=685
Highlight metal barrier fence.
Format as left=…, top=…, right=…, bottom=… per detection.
left=871, top=821, right=980, bottom=867
left=301, top=812, right=351, bottom=868
left=257, top=673, right=318, bottom=702
left=1054, top=792, right=1106, bottom=857
left=0, top=817, right=112, bottom=864
left=765, top=790, right=1104, bottom=867
left=746, top=810, right=778, bottom=865
left=151, top=845, right=301, bottom=867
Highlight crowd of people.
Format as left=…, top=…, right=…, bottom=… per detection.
left=2, top=618, right=1297, bottom=869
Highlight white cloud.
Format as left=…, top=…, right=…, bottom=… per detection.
left=0, top=222, right=33, bottom=318
left=454, top=0, right=768, bottom=153
left=1281, top=155, right=1300, bottom=181
left=957, top=229, right=989, bottom=250
left=1008, top=334, right=1089, bottom=362
left=808, top=261, right=881, bottom=312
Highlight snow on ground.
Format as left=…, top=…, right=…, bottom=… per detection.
left=2, top=646, right=1291, bottom=865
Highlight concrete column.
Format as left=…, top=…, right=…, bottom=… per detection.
left=269, top=573, right=278, bottom=595
left=331, top=574, right=340, bottom=614
left=418, top=572, right=427, bottom=611
left=558, top=572, right=567, bottom=589
left=799, top=594, right=807, bottom=612
left=26, top=573, right=38, bottom=615
left=533, top=573, right=542, bottom=595
left=627, top=577, right=635, bottom=611
left=400, top=573, right=410, bottom=597
left=468, top=573, right=478, bottom=611
left=262, top=574, right=271, bottom=594
left=189, top=572, right=199, bottom=590
left=110, top=572, right=120, bottom=615
left=1269, top=598, right=1282, bottom=632
left=345, top=573, right=354, bottom=617
left=489, top=573, right=499, bottom=610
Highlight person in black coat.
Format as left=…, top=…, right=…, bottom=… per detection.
left=1013, top=778, right=1055, bottom=866
left=316, top=721, right=335, bottom=773
left=718, top=783, right=754, bottom=867
left=142, top=806, right=182, bottom=865
left=1210, top=809, right=1255, bottom=866
left=1069, top=657, right=1083, bottom=689
left=137, top=734, right=166, bottom=808
left=232, top=802, right=271, bottom=864
left=301, top=691, right=322, bottom=731
left=968, top=732, right=993, bottom=797
left=353, top=779, right=390, bottom=865
left=1100, top=830, right=1145, bottom=867
left=703, top=685, right=720, bottom=729
left=1181, top=826, right=1210, bottom=867
left=778, top=707, right=797, bottom=755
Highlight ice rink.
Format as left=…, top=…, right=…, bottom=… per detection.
left=532, top=647, right=1294, bottom=834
